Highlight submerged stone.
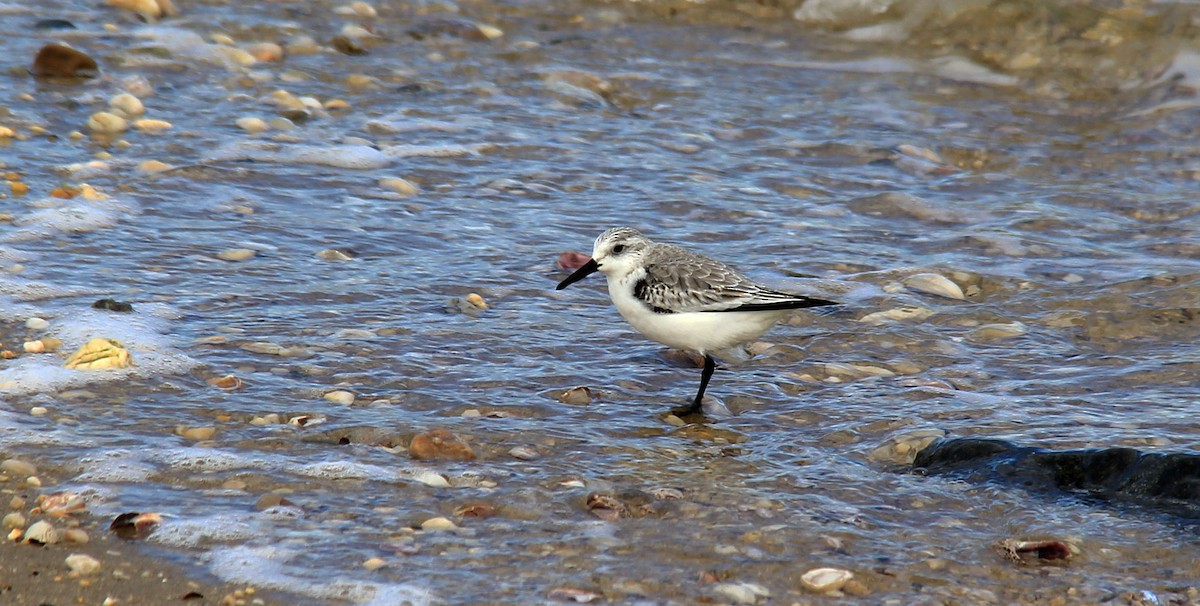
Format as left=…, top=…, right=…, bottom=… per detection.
left=913, top=437, right=1200, bottom=514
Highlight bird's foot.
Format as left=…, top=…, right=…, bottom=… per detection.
left=666, top=401, right=706, bottom=422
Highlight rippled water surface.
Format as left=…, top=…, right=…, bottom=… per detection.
left=2, top=0, right=1200, bottom=604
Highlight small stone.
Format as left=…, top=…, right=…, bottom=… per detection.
left=25, top=317, right=50, bottom=330
left=331, top=35, right=367, bottom=55
left=29, top=407, right=49, bottom=416
left=557, top=386, right=593, bottom=405
left=362, top=557, right=386, bottom=571
left=419, top=516, right=458, bottom=531
left=109, top=93, right=145, bottom=117
left=902, top=273, right=966, bottom=300
left=245, top=42, right=284, bottom=62
left=138, top=160, right=173, bottom=173
left=216, top=248, right=256, bottom=262
left=972, top=322, right=1028, bottom=340
left=409, top=428, right=476, bottom=461
left=508, top=445, right=539, bottom=460
left=208, top=375, right=244, bottom=390
left=32, top=43, right=98, bottom=78
left=464, top=293, right=488, bottom=310
left=1, top=459, right=37, bottom=477
left=2, top=512, right=26, bottom=529
left=106, top=0, right=177, bottom=21
left=86, top=112, right=127, bottom=135
left=177, top=426, right=216, bottom=441
left=93, top=298, right=134, bottom=312
left=800, top=568, right=853, bottom=593
left=236, top=117, right=270, bottom=134
left=324, top=390, right=356, bottom=405
left=65, top=553, right=101, bottom=576
left=133, top=119, right=172, bottom=133
left=379, top=177, right=418, bottom=197
left=713, top=582, right=770, bottom=604
left=316, top=249, right=355, bottom=261
left=61, top=528, right=89, bottom=544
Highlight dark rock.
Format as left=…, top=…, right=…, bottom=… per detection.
left=93, top=298, right=134, bottom=312
left=32, top=43, right=98, bottom=78
left=34, top=19, right=77, bottom=30
left=913, top=437, right=1200, bottom=514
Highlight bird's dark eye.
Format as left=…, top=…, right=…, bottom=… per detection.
left=612, top=244, right=626, bottom=254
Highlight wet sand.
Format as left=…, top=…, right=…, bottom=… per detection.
left=0, top=519, right=267, bottom=606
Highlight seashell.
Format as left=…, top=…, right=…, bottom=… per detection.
left=64, top=338, right=133, bottom=370
left=902, top=273, right=965, bottom=300
left=24, top=520, right=59, bottom=544
left=859, top=306, right=934, bottom=325
left=800, top=567, right=853, bottom=592
left=972, top=322, right=1027, bottom=340
left=419, top=516, right=457, bottom=531
left=36, top=492, right=86, bottom=517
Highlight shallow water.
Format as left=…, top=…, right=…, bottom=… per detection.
left=2, top=0, right=1200, bottom=604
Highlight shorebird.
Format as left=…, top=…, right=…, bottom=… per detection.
left=556, top=227, right=838, bottom=416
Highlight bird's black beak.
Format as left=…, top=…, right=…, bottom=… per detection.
left=556, top=258, right=599, bottom=290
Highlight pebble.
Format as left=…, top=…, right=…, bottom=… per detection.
left=713, top=582, right=770, bottom=604
left=420, top=516, right=458, bottom=531
left=902, top=273, right=966, bottom=300
left=324, top=390, right=356, bottom=405
left=558, top=386, right=593, bottom=405
left=133, top=119, right=172, bottom=133
left=379, top=177, right=419, bottom=197
left=409, top=428, right=476, bottom=461
left=246, top=42, right=284, bottom=62
left=31, top=43, right=98, bottom=78
left=177, top=426, right=216, bottom=441
left=217, top=248, right=256, bottom=262
left=972, top=322, right=1028, bottom=340
left=508, top=445, right=539, bottom=460
left=362, top=557, right=386, bottom=571
left=62, top=528, right=89, bottom=544
left=316, top=249, right=355, bottom=261
left=236, top=117, right=270, bottom=133
left=65, top=553, right=101, bottom=576
left=29, top=407, right=49, bottom=417
left=859, top=306, right=933, bottom=325
left=209, top=375, right=244, bottom=390
left=106, top=0, right=177, bottom=21
left=2, top=512, right=25, bottom=529
left=109, top=93, right=145, bottom=117
left=800, top=567, right=854, bottom=592
left=407, top=470, right=450, bottom=488
left=86, top=112, right=128, bottom=134
left=1, top=459, right=38, bottom=477
left=138, top=160, right=173, bottom=173
left=25, top=317, right=50, bottom=330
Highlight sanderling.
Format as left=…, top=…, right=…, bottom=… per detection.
left=556, top=227, right=838, bottom=416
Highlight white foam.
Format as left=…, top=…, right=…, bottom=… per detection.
left=151, top=514, right=263, bottom=548
left=3, top=196, right=137, bottom=243
left=73, top=449, right=157, bottom=483
left=382, top=143, right=489, bottom=158
left=205, top=141, right=391, bottom=169
left=210, top=545, right=436, bottom=606
left=294, top=459, right=398, bottom=481
left=0, top=278, right=98, bottom=303
left=0, top=304, right=199, bottom=396
left=156, top=447, right=262, bottom=473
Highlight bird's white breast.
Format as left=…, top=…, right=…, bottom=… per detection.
left=606, top=269, right=786, bottom=354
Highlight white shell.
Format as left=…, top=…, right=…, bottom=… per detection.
left=903, top=273, right=965, bottom=300
left=800, top=567, right=853, bottom=592
left=859, top=306, right=933, bottom=325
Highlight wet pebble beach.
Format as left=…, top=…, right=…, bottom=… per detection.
left=2, top=0, right=1200, bottom=604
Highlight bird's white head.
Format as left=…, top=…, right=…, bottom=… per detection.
left=590, top=227, right=651, bottom=280
left=556, top=227, right=651, bottom=290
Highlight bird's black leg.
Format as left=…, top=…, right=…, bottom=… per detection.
left=671, top=354, right=716, bottom=417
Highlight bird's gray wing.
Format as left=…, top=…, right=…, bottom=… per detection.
left=637, top=246, right=838, bottom=313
